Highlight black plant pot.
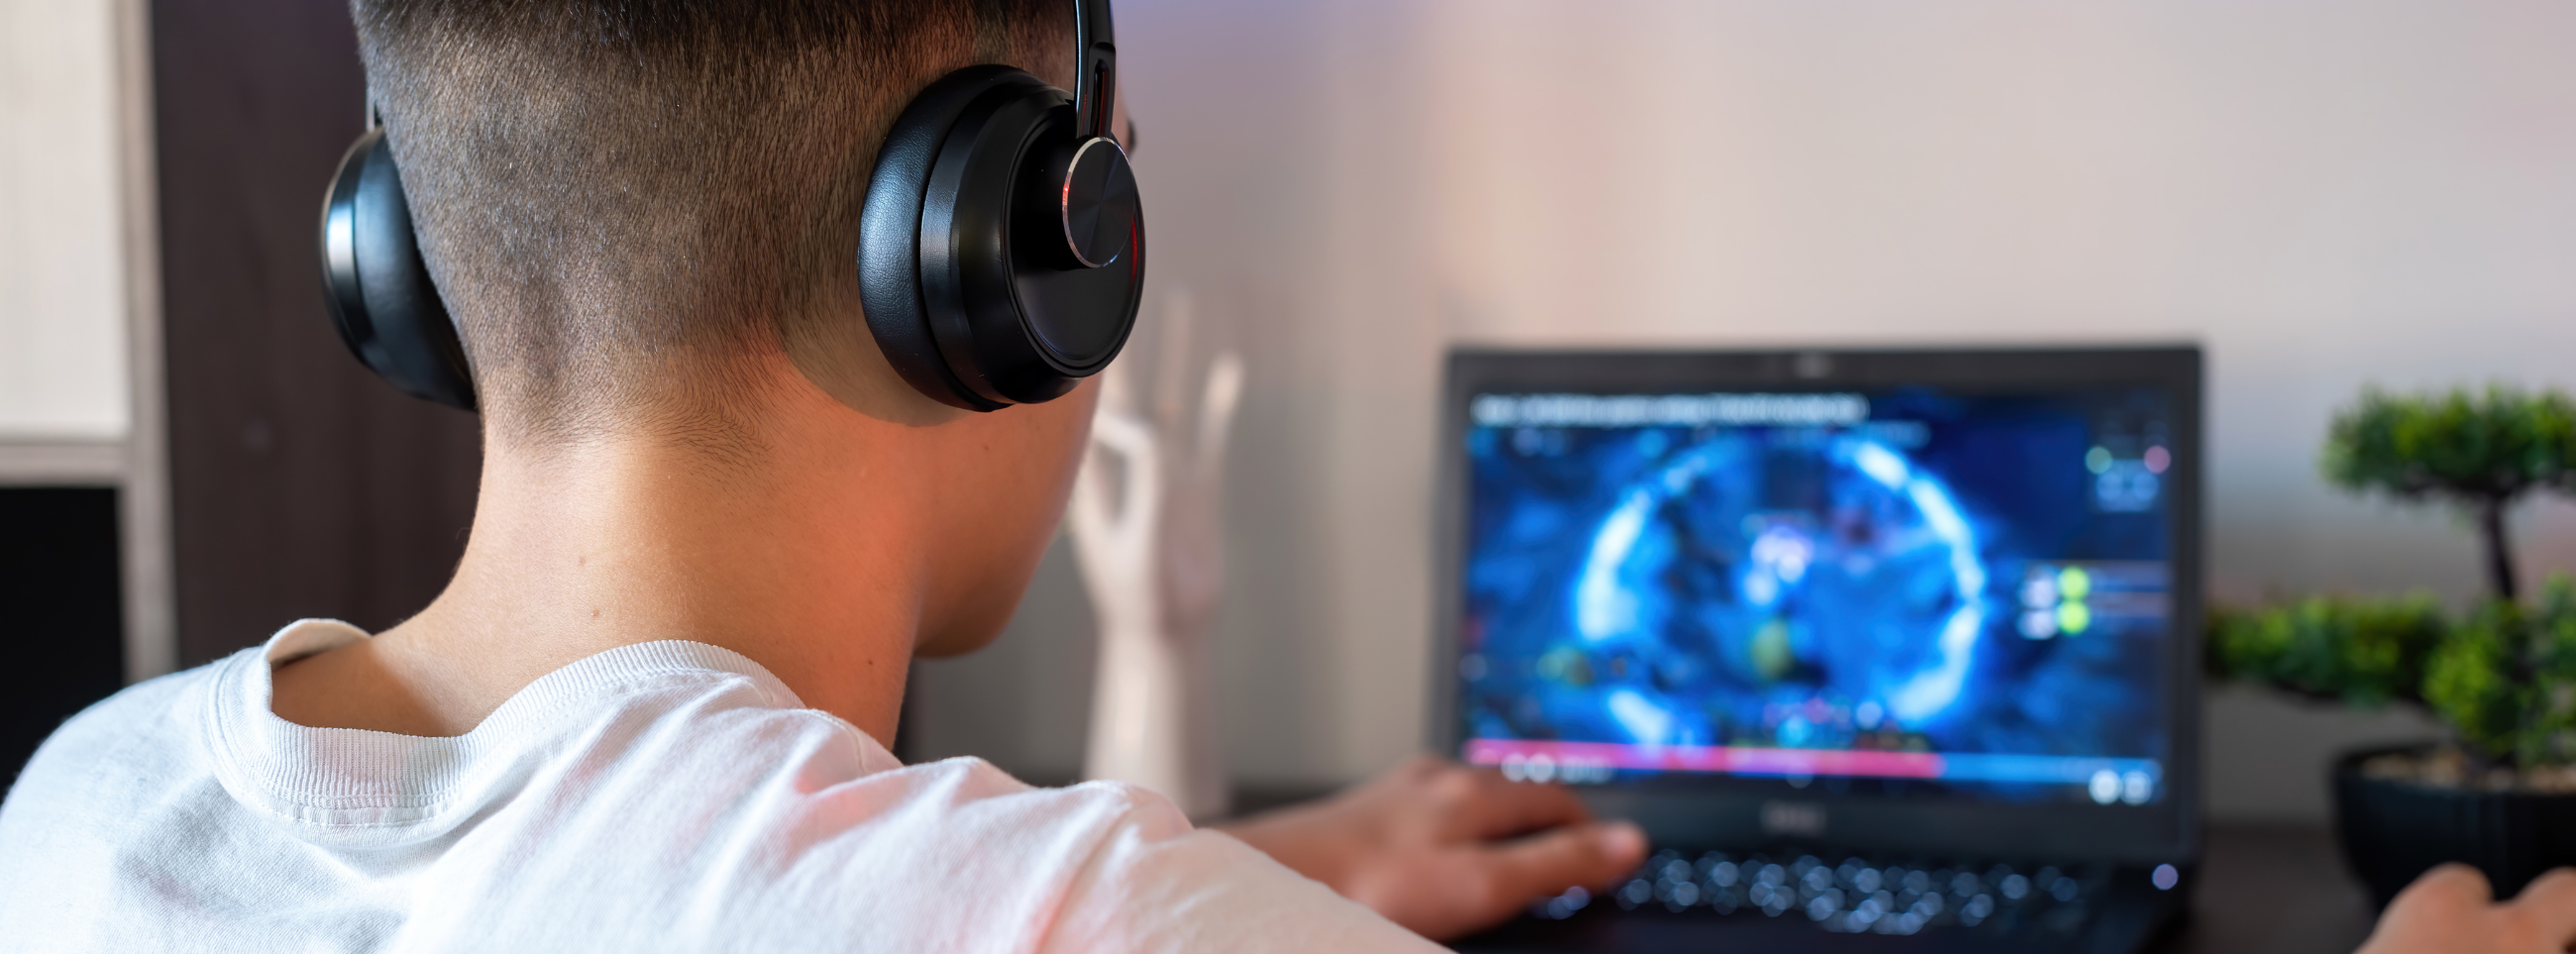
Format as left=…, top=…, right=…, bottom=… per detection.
left=2332, top=744, right=2576, bottom=909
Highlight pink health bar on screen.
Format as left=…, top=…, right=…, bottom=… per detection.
left=1464, top=738, right=1947, bottom=780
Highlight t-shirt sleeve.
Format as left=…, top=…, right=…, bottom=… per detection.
left=1032, top=788, right=1445, bottom=954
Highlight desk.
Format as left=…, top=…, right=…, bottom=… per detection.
left=2163, top=825, right=2376, bottom=954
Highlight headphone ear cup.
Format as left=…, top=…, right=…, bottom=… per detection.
left=859, top=64, right=1143, bottom=411
left=859, top=66, right=1019, bottom=412
left=319, top=129, right=477, bottom=410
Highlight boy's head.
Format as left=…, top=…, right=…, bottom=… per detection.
left=354, top=0, right=1076, bottom=443
left=356, top=0, right=1107, bottom=657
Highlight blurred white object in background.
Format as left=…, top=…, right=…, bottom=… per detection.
left=1069, top=290, right=1243, bottom=819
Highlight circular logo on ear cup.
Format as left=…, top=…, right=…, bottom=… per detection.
left=1061, top=137, right=1137, bottom=268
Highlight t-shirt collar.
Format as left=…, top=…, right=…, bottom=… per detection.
left=203, top=618, right=808, bottom=846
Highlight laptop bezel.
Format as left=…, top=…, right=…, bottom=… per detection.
left=1430, top=346, right=2204, bottom=866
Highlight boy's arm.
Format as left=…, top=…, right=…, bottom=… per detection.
left=2354, top=865, right=2576, bottom=954
left=1218, top=756, right=1648, bottom=942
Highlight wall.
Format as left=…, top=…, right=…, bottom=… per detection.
left=915, top=0, right=2576, bottom=823
left=1413, top=0, right=2576, bottom=820
left=5, top=0, right=489, bottom=670
left=151, top=0, right=484, bottom=664
left=1, top=0, right=174, bottom=683
left=0, top=0, right=132, bottom=439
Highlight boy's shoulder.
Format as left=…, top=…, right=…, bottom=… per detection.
left=8, top=651, right=233, bottom=805
left=0, top=653, right=240, bottom=942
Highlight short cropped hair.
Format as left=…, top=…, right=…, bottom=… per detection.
left=354, top=0, right=1069, bottom=441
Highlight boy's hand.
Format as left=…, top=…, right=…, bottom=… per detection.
left=1218, top=756, right=1648, bottom=941
left=2356, top=864, right=2576, bottom=954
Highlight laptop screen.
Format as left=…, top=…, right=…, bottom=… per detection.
left=1452, top=382, right=2177, bottom=807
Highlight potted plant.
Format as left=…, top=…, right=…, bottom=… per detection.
left=2207, top=384, right=2576, bottom=907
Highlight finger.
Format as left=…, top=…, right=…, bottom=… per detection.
left=1471, top=820, right=1651, bottom=912
left=1438, top=767, right=1594, bottom=840
left=2504, top=867, right=2576, bottom=944
left=2389, top=863, right=2492, bottom=917
left=2357, top=864, right=2494, bottom=954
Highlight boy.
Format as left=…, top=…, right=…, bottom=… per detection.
left=0, top=1, right=2558, bottom=951
left=0, top=1, right=1644, bottom=949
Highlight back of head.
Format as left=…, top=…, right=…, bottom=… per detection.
left=354, top=0, right=1069, bottom=444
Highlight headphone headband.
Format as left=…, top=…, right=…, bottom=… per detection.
left=1073, top=0, right=1117, bottom=143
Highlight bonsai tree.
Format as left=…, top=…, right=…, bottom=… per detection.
left=2210, top=384, right=2576, bottom=902
left=2208, top=383, right=2576, bottom=773
left=2321, top=385, right=2576, bottom=600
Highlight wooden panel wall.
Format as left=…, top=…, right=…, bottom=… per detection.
left=152, top=0, right=482, bottom=666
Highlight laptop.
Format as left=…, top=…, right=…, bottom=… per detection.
left=1435, top=348, right=2203, bottom=954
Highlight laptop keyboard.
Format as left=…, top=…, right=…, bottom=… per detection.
left=1533, top=848, right=2107, bottom=938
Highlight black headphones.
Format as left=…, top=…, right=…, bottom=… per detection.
left=319, top=0, right=1142, bottom=413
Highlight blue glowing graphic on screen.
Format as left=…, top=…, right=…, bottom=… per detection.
left=1455, top=387, right=2176, bottom=804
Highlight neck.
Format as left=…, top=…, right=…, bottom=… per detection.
left=274, top=363, right=944, bottom=744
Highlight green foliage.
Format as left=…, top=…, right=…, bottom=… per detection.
left=2321, top=385, right=2576, bottom=599
left=2448, top=579, right=2576, bottom=767
left=2523, top=578, right=2576, bottom=766
left=2206, top=594, right=2445, bottom=707
left=2422, top=601, right=2523, bottom=762
left=2213, top=577, right=2576, bottom=769
left=2322, top=385, right=2576, bottom=501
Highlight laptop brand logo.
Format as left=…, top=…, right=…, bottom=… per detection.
left=1760, top=800, right=1826, bottom=837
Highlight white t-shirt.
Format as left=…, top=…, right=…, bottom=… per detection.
left=0, top=620, right=1437, bottom=953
